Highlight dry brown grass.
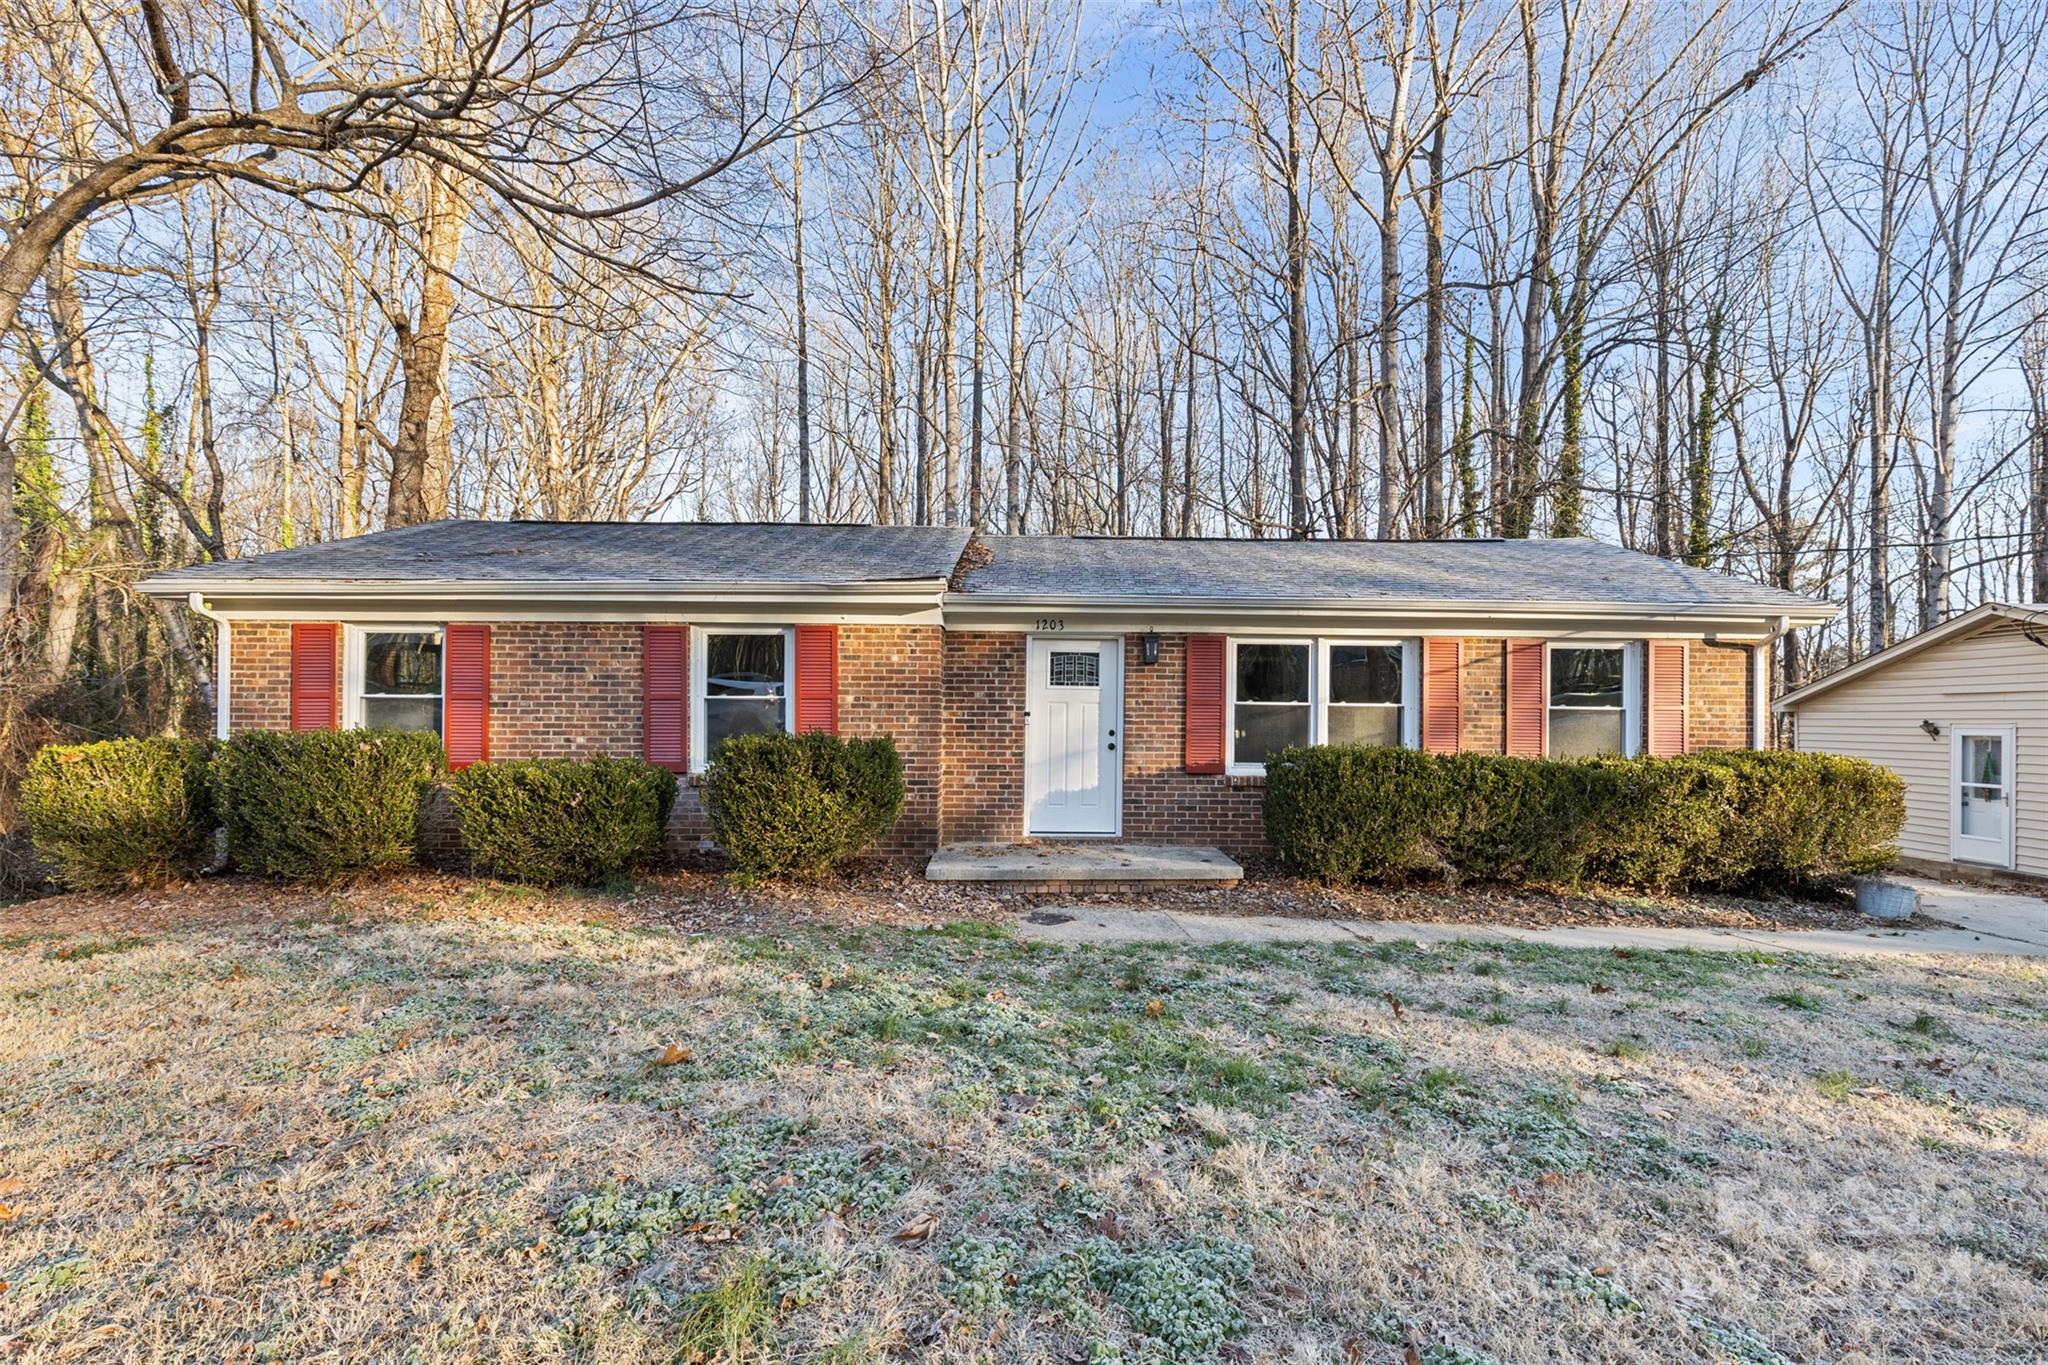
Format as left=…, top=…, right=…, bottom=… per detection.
left=0, top=876, right=2043, bottom=1363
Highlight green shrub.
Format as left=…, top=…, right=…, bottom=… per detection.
left=1432, top=752, right=1610, bottom=885
left=1689, top=749, right=1904, bottom=885
left=211, top=729, right=444, bottom=879
left=19, top=738, right=214, bottom=890
left=450, top=755, right=677, bottom=885
left=1260, top=745, right=1447, bottom=883
left=702, top=731, right=904, bottom=880
left=1264, top=744, right=1901, bottom=893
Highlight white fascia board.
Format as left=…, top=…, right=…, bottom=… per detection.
left=152, top=579, right=949, bottom=626
left=942, top=594, right=1832, bottom=639
left=141, top=577, right=947, bottom=602
left=1772, top=601, right=2022, bottom=712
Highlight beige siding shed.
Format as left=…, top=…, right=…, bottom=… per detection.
left=1780, top=607, right=2048, bottom=875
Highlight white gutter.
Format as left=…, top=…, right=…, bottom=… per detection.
left=187, top=591, right=230, bottom=740
left=942, top=592, right=1837, bottom=627
left=141, top=577, right=950, bottom=605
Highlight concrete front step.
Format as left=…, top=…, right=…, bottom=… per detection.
left=925, top=841, right=1243, bottom=889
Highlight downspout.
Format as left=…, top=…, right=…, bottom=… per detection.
left=1755, top=613, right=1793, bottom=749
left=187, top=592, right=229, bottom=741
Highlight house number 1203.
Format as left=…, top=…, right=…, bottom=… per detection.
left=1035, top=618, right=1066, bottom=632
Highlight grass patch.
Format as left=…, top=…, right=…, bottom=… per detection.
left=0, top=878, right=2039, bottom=1362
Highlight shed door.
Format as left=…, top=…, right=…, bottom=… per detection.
left=1951, top=727, right=2015, bottom=869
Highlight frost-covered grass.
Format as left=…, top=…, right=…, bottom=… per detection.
left=0, top=880, right=2044, bottom=1362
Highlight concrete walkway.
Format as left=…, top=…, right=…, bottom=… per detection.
left=1012, top=877, right=2048, bottom=961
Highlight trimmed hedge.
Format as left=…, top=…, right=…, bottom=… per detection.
left=1263, top=745, right=1902, bottom=892
left=211, top=729, right=445, bottom=879
left=450, top=755, right=678, bottom=885
left=702, top=731, right=905, bottom=880
left=19, top=738, right=214, bottom=890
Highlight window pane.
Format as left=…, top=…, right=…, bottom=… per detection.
left=706, top=634, right=786, bottom=699
left=1965, top=736, right=2002, bottom=786
left=1549, top=647, right=1624, bottom=709
left=1329, top=705, right=1402, bottom=748
left=706, top=698, right=786, bottom=753
left=1236, top=644, right=1309, bottom=704
left=1549, top=707, right=1624, bottom=759
left=1049, top=651, right=1100, bottom=688
left=1234, top=703, right=1309, bottom=767
left=363, top=631, right=442, bottom=695
left=362, top=696, right=442, bottom=734
left=1961, top=786, right=2006, bottom=837
left=1329, top=644, right=1402, bottom=705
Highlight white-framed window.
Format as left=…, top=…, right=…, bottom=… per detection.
left=1545, top=641, right=1640, bottom=759
left=692, top=626, right=793, bottom=770
left=1226, top=636, right=1420, bottom=775
left=1321, top=640, right=1418, bottom=750
left=345, top=625, right=444, bottom=734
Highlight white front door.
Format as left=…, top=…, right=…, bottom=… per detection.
left=1952, top=727, right=2016, bottom=869
left=1024, top=637, right=1122, bottom=836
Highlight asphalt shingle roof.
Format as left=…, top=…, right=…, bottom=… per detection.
left=957, top=535, right=1820, bottom=611
left=142, top=521, right=1824, bottom=616
left=145, top=521, right=973, bottom=587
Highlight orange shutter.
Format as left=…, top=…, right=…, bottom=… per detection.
left=1421, top=637, right=1462, bottom=753
left=443, top=625, right=490, bottom=768
left=1185, top=634, right=1227, bottom=774
left=1504, top=639, right=1546, bottom=757
left=1646, top=641, right=1688, bottom=757
left=289, top=623, right=338, bottom=731
left=643, top=626, right=688, bottom=772
left=794, top=625, right=839, bottom=734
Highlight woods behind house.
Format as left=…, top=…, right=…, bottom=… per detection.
left=3, top=0, right=2047, bottom=818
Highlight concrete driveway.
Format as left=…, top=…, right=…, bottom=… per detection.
left=1014, top=876, right=2048, bottom=960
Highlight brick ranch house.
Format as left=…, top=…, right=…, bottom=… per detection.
left=140, top=522, right=1833, bottom=860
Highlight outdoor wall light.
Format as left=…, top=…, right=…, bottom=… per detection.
left=1920, top=719, right=1942, bottom=739
left=1141, top=632, right=1162, bottom=665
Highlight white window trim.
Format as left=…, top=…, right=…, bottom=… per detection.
left=689, top=625, right=795, bottom=774
left=1226, top=636, right=1422, bottom=776
left=1321, top=638, right=1422, bottom=752
left=1543, top=640, right=1641, bottom=759
left=342, top=623, right=445, bottom=732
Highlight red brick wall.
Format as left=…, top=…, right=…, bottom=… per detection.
left=1687, top=641, right=1754, bottom=750
left=1121, top=634, right=1269, bottom=855
left=225, top=620, right=946, bottom=860
left=840, top=625, right=945, bottom=857
left=227, top=619, right=1765, bottom=869
left=1459, top=639, right=1508, bottom=755
left=939, top=632, right=1025, bottom=842
left=226, top=621, right=304, bottom=734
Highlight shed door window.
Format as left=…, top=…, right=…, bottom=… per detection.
left=360, top=631, right=443, bottom=733
left=1327, top=644, right=1404, bottom=747
left=1233, top=643, right=1311, bottom=767
left=1548, top=646, right=1626, bottom=758
left=703, top=632, right=789, bottom=756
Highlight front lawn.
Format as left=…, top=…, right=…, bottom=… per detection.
left=1, top=878, right=2043, bottom=1362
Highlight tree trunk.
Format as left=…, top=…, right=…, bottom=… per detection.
left=388, top=168, right=466, bottom=527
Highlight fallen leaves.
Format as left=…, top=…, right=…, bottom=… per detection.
left=653, top=1044, right=693, bottom=1067
left=892, top=1211, right=941, bottom=1243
